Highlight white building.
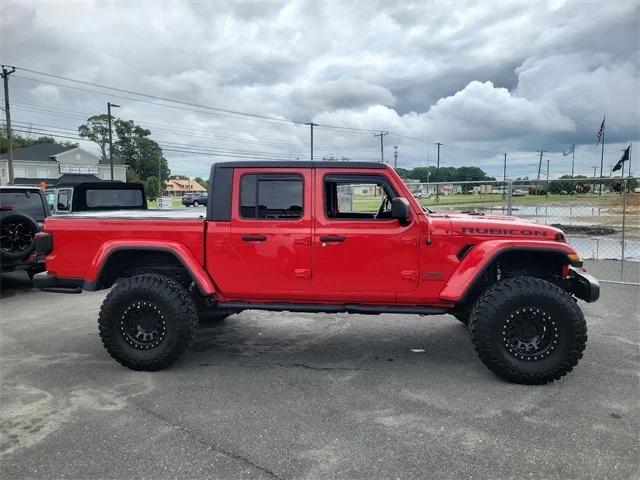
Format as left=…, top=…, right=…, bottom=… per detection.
left=0, top=144, right=127, bottom=186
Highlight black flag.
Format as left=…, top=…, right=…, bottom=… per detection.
left=612, top=145, right=631, bottom=172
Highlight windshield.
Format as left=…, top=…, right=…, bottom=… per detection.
left=0, top=190, right=47, bottom=221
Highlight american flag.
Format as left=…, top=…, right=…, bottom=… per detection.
left=595, top=116, right=605, bottom=145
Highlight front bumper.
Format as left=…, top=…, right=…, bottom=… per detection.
left=33, top=272, right=83, bottom=293
left=570, top=266, right=600, bottom=303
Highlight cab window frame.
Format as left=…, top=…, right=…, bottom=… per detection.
left=323, top=173, right=398, bottom=221
left=238, top=173, right=305, bottom=221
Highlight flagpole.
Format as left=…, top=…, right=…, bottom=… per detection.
left=571, top=145, right=575, bottom=179
left=599, top=115, right=605, bottom=196
left=629, top=143, right=632, bottom=178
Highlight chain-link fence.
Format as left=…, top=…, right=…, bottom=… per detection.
left=362, top=177, right=638, bottom=284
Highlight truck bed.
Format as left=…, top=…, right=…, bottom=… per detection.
left=43, top=215, right=206, bottom=282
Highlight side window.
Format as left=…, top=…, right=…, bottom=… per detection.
left=240, top=174, right=303, bottom=220
left=57, top=189, right=71, bottom=212
left=324, top=175, right=396, bottom=220
left=45, top=190, right=56, bottom=211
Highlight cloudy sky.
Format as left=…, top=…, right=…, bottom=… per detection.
left=1, top=0, right=639, bottom=179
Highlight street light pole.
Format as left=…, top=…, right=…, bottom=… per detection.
left=107, top=102, right=120, bottom=180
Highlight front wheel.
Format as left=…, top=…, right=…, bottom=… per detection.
left=469, top=276, right=587, bottom=385
left=193, top=201, right=199, bottom=207
left=98, top=274, right=199, bottom=370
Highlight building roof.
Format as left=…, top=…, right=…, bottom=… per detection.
left=0, top=143, right=72, bottom=162
left=166, top=178, right=206, bottom=191
left=54, top=174, right=103, bottom=186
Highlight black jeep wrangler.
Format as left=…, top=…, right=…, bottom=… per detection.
left=0, top=186, right=50, bottom=278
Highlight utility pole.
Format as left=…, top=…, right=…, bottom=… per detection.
left=502, top=153, right=507, bottom=194
left=393, top=145, right=398, bottom=169
left=546, top=158, right=550, bottom=193
left=629, top=143, right=633, bottom=178
left=107, top=102, right=120, bottom=180
left=374, top=131, right=388, bottom=163
left=536, top=149, right=544, bottom=181
left=1, top=65, right=16, bottom=185
left=305, top=122, right=317, bottom=162
left=609, top=164, right=613, bottom=178
left=592, top=166, right=597, bottom=194
left=571, top=145, right=575, bottom=179
left=435, top=142, right=442, bottom=203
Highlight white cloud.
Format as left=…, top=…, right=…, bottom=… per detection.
left=28, top=84, right=62, bottom=105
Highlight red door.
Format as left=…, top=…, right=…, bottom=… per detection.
left=228, top=167, right=312, bottom=293
left=313, top=170, right=419, bottom=296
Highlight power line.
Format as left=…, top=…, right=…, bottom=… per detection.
left=10, top=102, right=381, bottom=152
left=14, top=67, right=301, bottom=126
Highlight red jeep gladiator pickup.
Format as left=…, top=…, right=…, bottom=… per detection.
left=33, top=161, right=599, bottom=384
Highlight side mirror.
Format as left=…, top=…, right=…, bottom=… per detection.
left=391, top=197, right=411, bottom=224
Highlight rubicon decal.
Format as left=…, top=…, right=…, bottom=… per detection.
left=461, top=227, right=548, bottom=237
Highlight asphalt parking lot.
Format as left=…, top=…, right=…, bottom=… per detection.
left=1, top=269, right=638, bottom=480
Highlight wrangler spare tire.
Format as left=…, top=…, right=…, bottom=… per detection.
left=469, top=276, right=587, bottom=385
left=0, top=212, right=38, bottom=262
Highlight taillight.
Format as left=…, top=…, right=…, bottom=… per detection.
left=34, top=232, right=53, bottom=255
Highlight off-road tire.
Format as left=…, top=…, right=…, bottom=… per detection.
left=469, top=276, right=587, bottom=385
left=451, top=305, right=471, bottom=325
left=0, top=212, right=37, bottom=261
left=98, top=274, right=198, bottom=371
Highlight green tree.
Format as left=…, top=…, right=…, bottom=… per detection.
left=78, top=114, right=111, bottom=161
left=144, top=176, right=160, bottom=200
left=78, top=116, right=170, bottom=184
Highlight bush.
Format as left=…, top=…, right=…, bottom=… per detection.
left=145, top=176, right=160, bottom=201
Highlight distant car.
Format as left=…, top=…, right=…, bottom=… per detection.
left=182, top=193, right=207, bottom=207
left=512, top=189, right=527, bottom=196
left=0, top=186, right=50, bottom=277
left=412, top=192, right=430, bottom=199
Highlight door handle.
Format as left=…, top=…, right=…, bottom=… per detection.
left=319, top=235, right=346, bottom=243
left=242, top=235, right=267, bottom=242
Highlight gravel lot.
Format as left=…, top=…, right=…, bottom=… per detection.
left=1, top=267, right=638, bottom=480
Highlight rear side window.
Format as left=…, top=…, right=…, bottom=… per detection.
left=86, top=189, right=144, bottom=208
left=57, top=189, right=71, bottom=211
left=240, top=174, right=303, bottom=219
left=0, top=190, right=46, bottom=220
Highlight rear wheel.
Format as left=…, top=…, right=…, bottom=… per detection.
left=469, top=276, right=587, bottom=384
left=98, top=274, right=198, bottom=370
left=193, top=201, right=199, bottom=207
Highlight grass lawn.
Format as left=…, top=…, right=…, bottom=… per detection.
left=147, top=197, right=184, bottom=208
left=352, top=193, right=619, bottom=211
